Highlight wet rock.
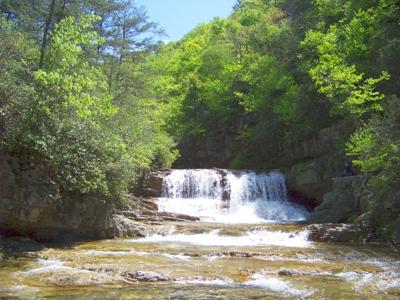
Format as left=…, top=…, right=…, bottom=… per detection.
left=142, top=170, right=171, bottom=198
left=46, top=271, right=117, bottom=286
left=0, top=236, right=44, bottom=258
left=112, top=215, right=148, bottom=238
left=82, top=266, right=115, bottom=273
left=122, top=271, right=170, bottom=283
left=307, top=223, right=368, bottom=243
left=207, top=252, right=223, bottom=259
left=239, top=269, right=252, bottom=276
left=205, top=251, right=263, bottom=258
left=142, top=198, right=159, bottom=211
left=176, top=275, right=222, bottom=282
left=277, top=269, right=306, bottom=276
left=156, top=211, right=200, bottom=222
left=184, top=253, right=202, bottom=257
left=224, top=251, right=261, bottom=258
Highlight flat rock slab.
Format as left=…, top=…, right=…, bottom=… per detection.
left=307, top=223, right=368, bottom=243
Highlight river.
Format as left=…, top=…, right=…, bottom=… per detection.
left=0, top=169, right=399, bottom=299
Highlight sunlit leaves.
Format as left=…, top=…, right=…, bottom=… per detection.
left=34, top=15, right=116, bottom=120
left=302, top=7, right=389, bottom=116
left=346, top=98, right=400, bottom=186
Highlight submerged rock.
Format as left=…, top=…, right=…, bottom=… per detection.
left=277, top=269, right=307, bottom=276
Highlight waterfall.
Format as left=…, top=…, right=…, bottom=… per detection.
left=158, top=169, right=309, bottom=223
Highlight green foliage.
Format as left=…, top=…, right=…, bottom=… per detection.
left=1, top=5, right=177, bottom=200
left=34, top=15, right=115, bottom=119
left=303, top=0, right=400, bottom=196
left=347, top=97, right=400, bottom=187
left=302, top=10, right=390, bottom=116
left=2, top=0, right=400, bottom=211
left=146, top=0, right=308, bottom=168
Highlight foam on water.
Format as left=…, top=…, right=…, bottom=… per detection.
left=178, top=278, right=235, bottom=286
left=177, top=273, right=314, bottom=298
left=244, top=272, right=314, bottom=297
left=129, top=228, right=311, bottom=248
left=158, top=169, right=309, bottom=223
left=19, top=259, right=91, bottom=276
left=0, top=285, right=39, bottom=293
left=82, top=250, right=149, bottom=257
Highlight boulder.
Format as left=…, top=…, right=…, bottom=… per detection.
left=112, top=215, right=148, bottom=237
left=282, top=155, right=344, bottom=207
left=307, top=176, right=365, bottom=224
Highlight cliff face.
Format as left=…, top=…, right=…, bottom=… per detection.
left=0, top=155, right=198, bottom=241
left=0, top=155, right=118, bottom=241
left=279, top=122, right=351, bottom=207
left=277, top=124, right=400, bottom=244
left=307, top=176, right=365, bottom=223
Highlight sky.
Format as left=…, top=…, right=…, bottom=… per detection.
left=136, top=0, right=236, bottom=41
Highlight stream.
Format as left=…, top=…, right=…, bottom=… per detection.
left=1, top=169, right=399, bottom=299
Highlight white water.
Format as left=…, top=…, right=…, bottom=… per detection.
left=176, top=272, right=314, bottom=298
left=158, top=169, right=309, bottom=223
left=131, top=228, right=311, bottom=248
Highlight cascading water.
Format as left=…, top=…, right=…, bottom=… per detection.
left=158, top=169, right=309, bottom=223
left=2, top=176, right=399, bottom=299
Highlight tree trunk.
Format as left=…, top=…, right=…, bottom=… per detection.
left=39, top=0, right=56, bottom=69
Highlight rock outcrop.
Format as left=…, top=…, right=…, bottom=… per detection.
left=0, top=156, right=118, bottom=241
left=119, top=197, right=200, bottom=224
left=278, top=122, right=353, bottom=206
left=307, top=176, right=365, bottom=223
left=283, top=155, right=343, bottom=208
left=279, top=122, right=349, bottom=168
left=0, top=155, right=197, bottom=241
left=141, top=170, right=170, bottom=197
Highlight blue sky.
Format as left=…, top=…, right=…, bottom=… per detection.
left=136, top=0, right=236, bottom=41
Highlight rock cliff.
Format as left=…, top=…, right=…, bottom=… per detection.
left=278, top=122, right=352, bottom=207
left=0, top=155, right=196, bottom=241
left=0, top=155, right=118, bottom=240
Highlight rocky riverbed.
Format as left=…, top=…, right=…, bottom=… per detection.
left=1, top=222, right=399, bottom=299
